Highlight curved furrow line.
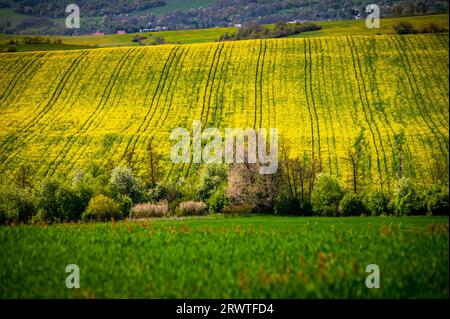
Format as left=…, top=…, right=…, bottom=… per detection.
left=181, top=43, right=225, bottom=180
left=136, top=46, right=191, bottom=167
left=0, top=54, right=35, bottom=95
left=390, top=36, right=448, bottom=157
left=253, top=39, right=264, bottom=129
left=120, top=46, right=180, bottom=163
left=172, top=46, right=216, bottom=183
left=144, top=46, right=198, bottom=181
left=316, top=39, right=337, bottom=177
left=116, top=47, right=176, bottom=165
left=391, top=48, right=447, bottom=182
left=203, top=43, right=225, bottom=126
left=258, top=39, right=267, bottom=129
left=323, top=40, right=347, bottom=178
left=405, top=36, right=449, bottom=129
left=308, top=39, right=323, bottom=170
left=44, top=48, right=135, bottom=177
left=0, top=53, right=44, bottom=107
left=346, top=36, right=384, bottom=190
left=394, top=36, right=449, bottom=143
left=199, top=43, right=223, bottom=123
left=0, top=51, right=87, bottom=166
left=129, top=46, right=189, bottom=167
left=302, top=39, right=316, bottom=169
left=65, top=49, right=148, bottom=174
left=417, top=36, right=449, bottom=110
left=212, top=42, right=234, bottom=128
left=1, top=50, right=99, bottom=170
left=357, top=37, right=397, bottom=190
left=179, top=43, right=232, bottom=180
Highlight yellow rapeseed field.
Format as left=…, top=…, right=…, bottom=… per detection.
left=0, top=34, right=448, bottom=191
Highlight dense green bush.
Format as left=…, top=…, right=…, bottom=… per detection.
left=420, top=23, right=448, bottom=34
left=0, top=187, right=35, bottom=224
left=34, top=179, right=91, bottom=222
left=119, top=195, right=133, bottom=218
left=145, top=184, right=168, bottom=203
left=394, top=22, right=418, bottom=34
left=366, top=191, right=391, bottom=216
left=82, top=195, right=122, bottom=222
left=110, top=166, right=142, bottom=202
left=424, top=186, right=449, bottom=216
left=275, top=196, right=301, bottom=215
left=339, top=193, right=367, bottom=216
left=392, top=178, right=426, bottom=216
left=197, top=165, right=228, bottom=202
left=311, top=175, right=344, bottom=216
left=207, top=187, right=229, bottom=213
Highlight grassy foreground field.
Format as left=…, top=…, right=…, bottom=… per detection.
left=0, top=216, right=448, bottom=298
left=0, top=34, right=448, bottom=189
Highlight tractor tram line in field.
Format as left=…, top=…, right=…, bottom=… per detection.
left=44, top=48, right=136, bottom=177
left=3, top=50, right=99, bottom=173
left=0, top=35, right=448, bottom=188
left=121, top=46, right=180, bottom=165
left=65, top=48, right=148, bottom=175
left=0, top=51, right=87, bottom=170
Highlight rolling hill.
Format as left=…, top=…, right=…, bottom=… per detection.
left=0, top=33, right=448, bottom=191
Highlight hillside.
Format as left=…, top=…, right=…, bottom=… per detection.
left=0, top=14, right=448, bottom=50
left=0, top=34, right=448, bottom=191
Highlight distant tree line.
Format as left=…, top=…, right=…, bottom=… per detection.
left=1, top=138, right=448, bottom=225
left=0, top=0, right=448, bottom=35
left=0, top=0, right=164, bottom=17
left=219, top=21, right=321, bottom=41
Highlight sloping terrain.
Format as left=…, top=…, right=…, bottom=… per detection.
left=0, top=34, right=448, bottom=190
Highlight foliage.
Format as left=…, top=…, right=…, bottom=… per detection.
left=82, top=195, right=122, bottom=222
left=221, top=204, right=253, bottom=216
left=145, top=184, right=169, bottom=203
left=196, top=165, right=228, bottom=202
left=366, top=191, right=392, bottom=216
left=0, top=186, right=34, bottom=224
left=392, top=178, right=426, bottom=216
left=34, top=179, right=90, bottom=222
left=130, top=201, right=169, bottom=218
left=394, top=22, right=418, bottom=34
left=424, top=186, right=449, bottom=216
left=206, top=186, right=229, bottom=213
left=339, top=192, right=367, bottom=216
left=311, top=175, right=344, bottom=216
left=109, top=166, right=142, bottom=203
left=119, top=195, right=133, bottom=218
left=177, top=201, right=207, bottom=216
left=219, top=21, right=321, bottom=41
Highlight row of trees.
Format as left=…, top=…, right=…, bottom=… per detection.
left=1, top=0, right=448, bottom=35
left=1, top=150, right=448, bottom=225
left=219, top=21, right=321, bottom=41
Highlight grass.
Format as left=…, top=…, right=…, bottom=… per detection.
left=0, top=8, right=31, bottom=22
left=0, top=14, right=447, bottom=49
left=132, top=0, right=214, bottom=16
left=0, top=43, right=94, bottom=52
left=290, top=14, right=450, bottom=38
left=0, top=216, right=448, bottom=298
